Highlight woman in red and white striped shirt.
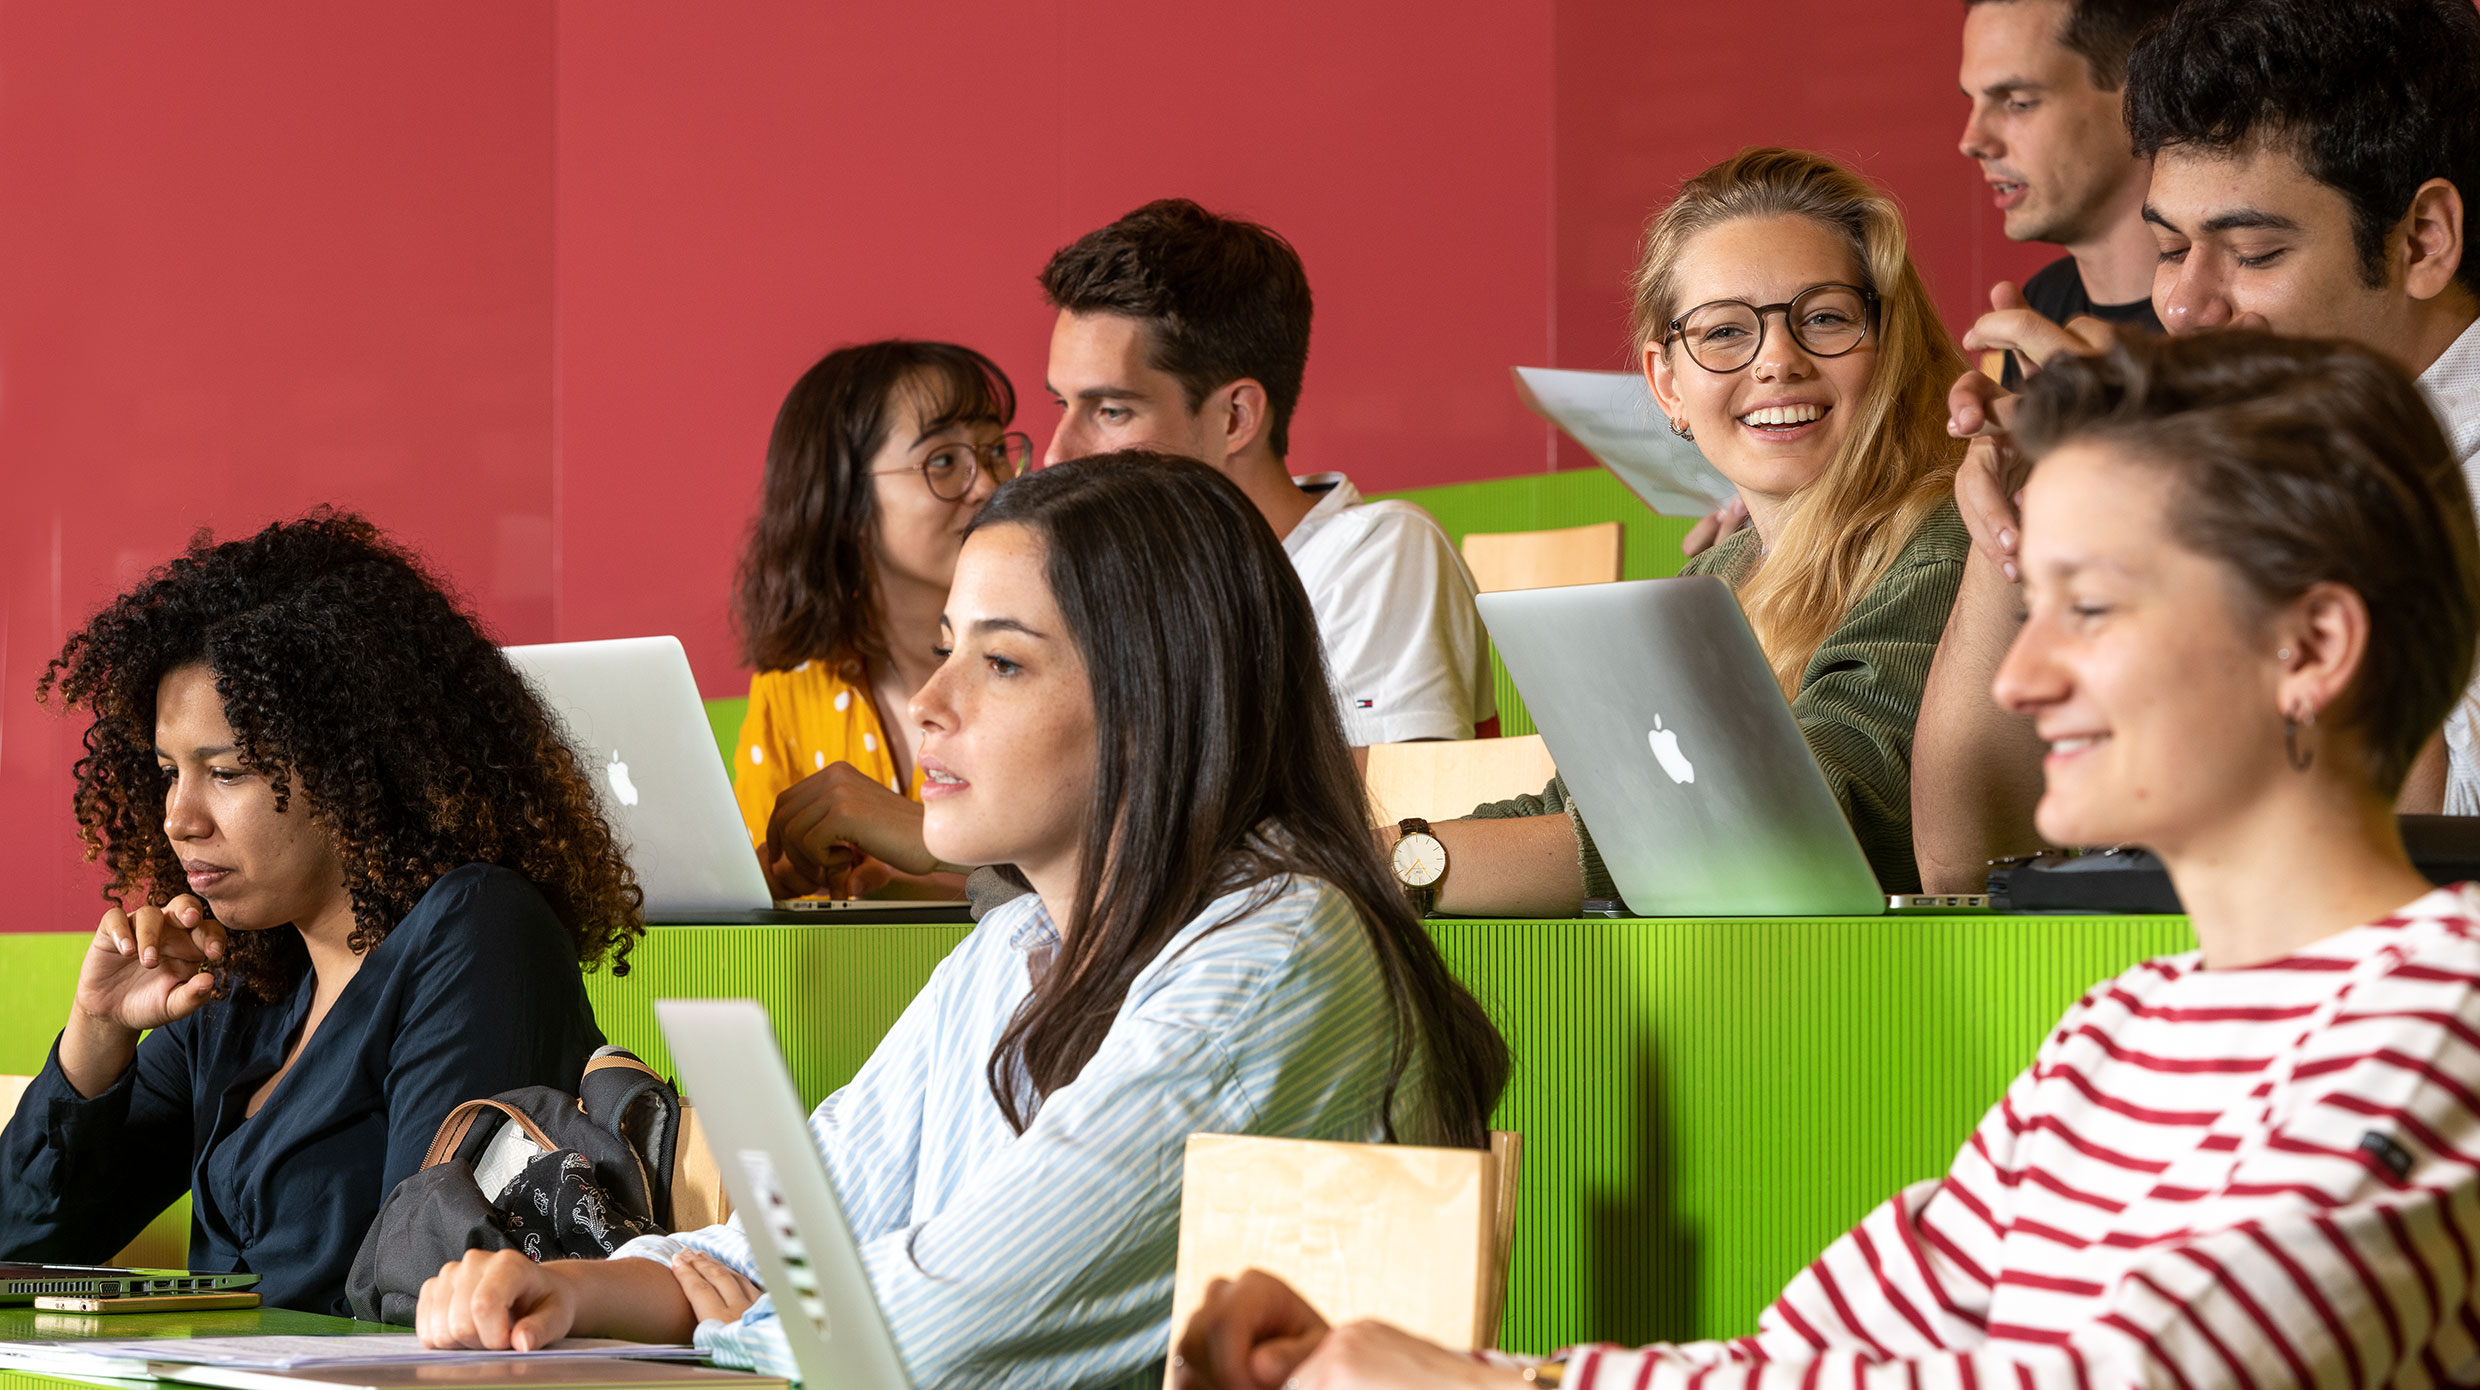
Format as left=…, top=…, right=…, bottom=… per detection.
left=1176, top=330, right=2480, bottom=1390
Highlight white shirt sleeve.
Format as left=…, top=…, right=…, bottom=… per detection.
left=1294, top=502, right=1494, bottom=745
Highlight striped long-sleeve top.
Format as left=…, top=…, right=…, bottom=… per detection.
left=613, top=873, right=1437, bottom=1389
left=1537, top=883, right=2480, bottom=1389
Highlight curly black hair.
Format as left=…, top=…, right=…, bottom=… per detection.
left=39, top=508, right=644, bottom=1000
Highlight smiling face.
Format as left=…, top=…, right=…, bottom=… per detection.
left=1042, top=310, right=1220, bottom=467
left=911, top=522, right=1100, bottom=902
left=2145, top=142, right=2402, bottom=348
left=1958, top=0, right=2148, bottom=246
left=869, top=373, right=1011, bottom=599
left=1646, top=214, right=1879, bottom=511
left=153, top=662, right=350, bottom=933
left=1993, top=442, right=2293, bottom=854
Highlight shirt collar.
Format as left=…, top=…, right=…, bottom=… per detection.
left=2417, top=316, right=2480, bottom=466
left=997, top=892, right=1061, bottom=955
left=1282, top=471, right=1359, bottom=557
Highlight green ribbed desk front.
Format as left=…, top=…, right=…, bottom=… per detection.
left=0, top=914, right=2193, bottom=1358
left=574, top=914, right=2192, bottom=1354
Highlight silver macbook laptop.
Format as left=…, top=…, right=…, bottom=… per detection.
left=502, top=637, right=969, bottom=924
left=0, top=1264, right=258, bottom=1304
left=656, top=999, right=913, bottom=1390
left=1477, top=576, right=1885, bottom=917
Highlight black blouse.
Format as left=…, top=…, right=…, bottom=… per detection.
left=0, top=864, right=605, bottom=1316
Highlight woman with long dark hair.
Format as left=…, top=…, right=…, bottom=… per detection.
left=729, top=340, right=1025, bottom=898
left=420, top=453, right=1512, bottom=1388
left=0, top=510, right=639, bottom=1316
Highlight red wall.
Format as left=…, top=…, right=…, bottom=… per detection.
left=2, top=1, right=2047, bottom=928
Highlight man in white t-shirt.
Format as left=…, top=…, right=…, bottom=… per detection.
left=1036, top=198, right=1493, bottom=747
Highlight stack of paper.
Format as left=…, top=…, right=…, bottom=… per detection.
left=1511, top=366, right=1738, bottom=517
left=0, top=1334, right=769, bottom=1390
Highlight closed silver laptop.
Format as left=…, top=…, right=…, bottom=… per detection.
left=1476, top=576, right=1885, bottom=916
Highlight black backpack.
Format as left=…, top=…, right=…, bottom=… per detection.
left=346, top=1047, right=685, bottom=1325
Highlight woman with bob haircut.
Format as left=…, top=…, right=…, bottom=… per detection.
left=1440, top=148, right=1970, bottom=910
left=418, top=452, right=1513, bottom=1389
left=729, top=339, right=1026, bottom=900
left=0, top=510, right=638, bottom=1316
left=1174, top=331, right=2480, bottom=1389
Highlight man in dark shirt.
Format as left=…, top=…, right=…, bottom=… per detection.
left=1959, top=0, right=2172, bottom=385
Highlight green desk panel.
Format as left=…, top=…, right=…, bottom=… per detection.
left=0, top=914, right=2194, bottom=1357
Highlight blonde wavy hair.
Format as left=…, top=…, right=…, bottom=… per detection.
left=1632, top=147, right=1967, bottom=693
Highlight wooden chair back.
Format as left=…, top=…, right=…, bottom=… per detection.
left=1164, top=1130, right=1524, bottom=1376
left=1363, top=735, right=1557, bottom=826
left=1458, top=520, right=1623, bottom=594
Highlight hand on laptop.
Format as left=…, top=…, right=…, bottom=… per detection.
left=763, top=761, right=946, bottom=898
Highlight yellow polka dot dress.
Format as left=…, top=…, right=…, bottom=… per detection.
left=731, top=661, right=925, bottom=847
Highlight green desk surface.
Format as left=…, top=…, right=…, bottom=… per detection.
left=0, top=1306, right=381, bottom=1390
left=0, top=912, right=2196, bottom=1357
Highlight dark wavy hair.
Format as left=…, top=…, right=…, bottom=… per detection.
left=39, top=509, right=646, bottom=999
left=970, top=451, right=1510, bottom=1149
left=2125, top=0, right=2480, bottom=294
left=2016, top=330, right=2480, bottom=791
left=1038, top=198, right=1313, bottom=459
left=733, top=341, right=1015, bottom=675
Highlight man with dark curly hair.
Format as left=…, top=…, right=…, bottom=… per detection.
left=0, top=509, right=643, bottom=1317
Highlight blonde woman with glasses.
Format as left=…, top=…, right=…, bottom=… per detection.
left=1424, top=147, right=1971, bottom=912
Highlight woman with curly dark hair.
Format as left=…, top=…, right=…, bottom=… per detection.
left=0, top=509, right=643, bottom=1317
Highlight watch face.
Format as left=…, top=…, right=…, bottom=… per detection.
left=1392, top=832, right=1447, bottom=888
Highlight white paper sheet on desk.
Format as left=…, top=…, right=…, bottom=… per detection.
left=0, top=1334, right=702, bottom=1377
left=1511, top=366, right=1738, bottom=517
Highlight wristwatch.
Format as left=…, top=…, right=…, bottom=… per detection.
left=1390, top=817, right=1448, bottom=915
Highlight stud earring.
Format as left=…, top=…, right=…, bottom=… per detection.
left=2278, top=647, right=2295, bottom=661
left=1668, top=418, right=1695, bottom=442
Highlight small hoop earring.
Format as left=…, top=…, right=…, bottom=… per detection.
left=2277, top=647, right=2294, bottom=662
left=1668, top=418, right=1695, bottom=442
left=2284, top=704, right=2317, bottom=772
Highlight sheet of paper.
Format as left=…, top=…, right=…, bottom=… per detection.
left=1511, top=366, right=1738, bottom=517
left=0, top=1334, right=702, bottom=1375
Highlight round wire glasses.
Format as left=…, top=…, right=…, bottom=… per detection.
left=1663, top=283, right=1878, bottom=374
left=890, top=431, right=1032, bottom=501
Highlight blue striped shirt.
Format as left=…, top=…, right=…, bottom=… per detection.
left=611, top=873, right=1438, bottom=1388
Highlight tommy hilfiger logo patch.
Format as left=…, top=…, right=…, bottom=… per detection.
left=2359, top=1130, right=2415, bottom=1180
left=1355, top=699, right=1374, bottom=709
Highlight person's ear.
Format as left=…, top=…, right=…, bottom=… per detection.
left=1645, top=341, right=1689, bottom=434
left=1213, top=380, right=1272, bottom=462
left=2400, top=178, right=2466, bottom=304
left=2271, top=580, right=2370, bottom=732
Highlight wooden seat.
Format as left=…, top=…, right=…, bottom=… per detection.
left=1458, top=520, right=1623, bottom=594
left=1165, top=1129, right=1525, bottom=1372
left=1363, top=735, right=1558, bottom=826
left=2, top=1073, right=190, bottom=1268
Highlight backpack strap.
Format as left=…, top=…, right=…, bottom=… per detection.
left=422, top=1099, right=558, bottom=1171
left=579, top=1046, right=680, bottom=1225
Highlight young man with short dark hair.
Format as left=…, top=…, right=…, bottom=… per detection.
left=1918, top=0, right=2480, bottom=886
left=1038, top=198, right=1493, bottom=748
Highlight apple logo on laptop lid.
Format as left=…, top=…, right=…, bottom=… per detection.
left=606, top=748, right=641, bottom=807
left=1648, top=716, right=1695, bottom=785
